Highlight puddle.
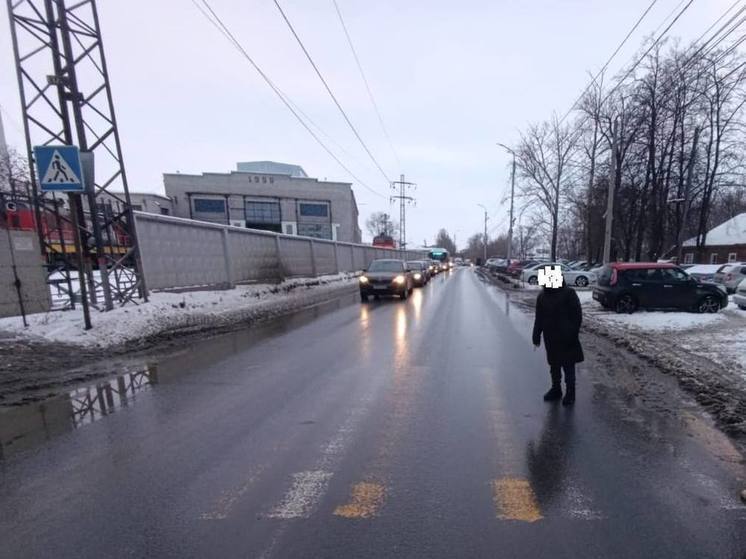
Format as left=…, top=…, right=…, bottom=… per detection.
left=0, top=366, right=158, bottom=460
left=0, top=294, right=357, bottom=460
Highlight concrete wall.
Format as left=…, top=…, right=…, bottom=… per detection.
left=163, top=171, right=361, bottom=243
left=134, top=212, right=425, bottom=291
left=0, top=230, right=51, bottom=318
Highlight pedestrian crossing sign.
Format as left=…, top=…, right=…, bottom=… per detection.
left=33, top=145, right=85, bottom=193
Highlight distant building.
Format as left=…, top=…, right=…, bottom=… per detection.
left=163, top=162, right=362, bottom=243
left=99, top=191, right=173, bottom=216
left=682, top=213, right=746, bottom=264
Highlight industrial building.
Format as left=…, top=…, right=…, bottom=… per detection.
left=163, top=161, right=362, bottom=243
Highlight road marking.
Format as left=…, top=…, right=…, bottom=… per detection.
left=200, top=465, right=266, bottom=520
left=334, top=482, right=386, bottom=519
left=492, top=478, right=543, bottom=522
left=268, top=470, right=334, bottom=519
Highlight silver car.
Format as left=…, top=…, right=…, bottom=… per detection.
left=521, top=262, right=597, bottom=287
left=734, top=277, right=746, bottom=310
left=713, top=262, right=746, bottom=293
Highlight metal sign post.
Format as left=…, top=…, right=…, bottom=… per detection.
left=33, top=144, right=91, bottom=329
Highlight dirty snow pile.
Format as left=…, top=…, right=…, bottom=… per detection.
left=0, top=273, right=358, bottom=349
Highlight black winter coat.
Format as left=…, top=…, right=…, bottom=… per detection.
left=532, top=286, right=584, bottom=366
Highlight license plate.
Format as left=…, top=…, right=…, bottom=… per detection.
left=373, top=285, right=388, bottom=290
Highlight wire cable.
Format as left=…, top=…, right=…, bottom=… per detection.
left=272, top=0, right=393, bottom=185
left=192, top=0, right=385, bottom=198
left=332, top=0, right=401, bottom=170
left=558, top=0, right=660, bottom=126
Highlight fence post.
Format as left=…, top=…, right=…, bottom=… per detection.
left=274, top=234, right=283, bottom=281
left=309, top=239, right=318, bottom=277
left=333, top=242, right=340, bottom=274
left=221, top=227, right=234, bottom=288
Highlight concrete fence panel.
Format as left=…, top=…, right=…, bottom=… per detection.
left=134, top=213, right=430, bottom=291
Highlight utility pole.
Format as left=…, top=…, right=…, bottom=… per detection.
left=497, top=143, right=517, bottom=261
left=477, top=203, right=489, bottom=263
left=603, top=119, right=619, bottom=264
left=390, top=174, right=415, bottom=250
left=676, top=126, right=700, bottom=263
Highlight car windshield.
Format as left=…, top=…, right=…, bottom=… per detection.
left=406, top=262, right=424, bottom=270
left=368, top=260, right=404, bottom=272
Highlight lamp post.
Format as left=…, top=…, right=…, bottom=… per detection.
left=497, top=143, right=516, bottom=263
left=477, top=204, right=488, bottom=264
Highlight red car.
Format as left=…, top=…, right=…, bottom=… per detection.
left=507, top=259, right=538, bottom=277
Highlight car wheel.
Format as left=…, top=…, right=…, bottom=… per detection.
left=575, top=275, right=589, bottom=287
left=697, top=295, right=720, bottom=314
left=528, top=276, right=538, bottom=285
left=615, top=294, right=637, bottom=314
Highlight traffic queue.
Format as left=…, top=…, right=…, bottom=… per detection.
left=358, top=254, right=457, bottom=302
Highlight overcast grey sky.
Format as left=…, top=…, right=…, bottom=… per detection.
left=0, top=0, right=735, bottom=247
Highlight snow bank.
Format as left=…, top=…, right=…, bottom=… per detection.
left=0, top=273, right=357, bottom=349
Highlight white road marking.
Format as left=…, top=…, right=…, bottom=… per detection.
left=268, top=470, right=333, bottom=519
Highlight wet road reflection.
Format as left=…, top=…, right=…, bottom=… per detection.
left=526, top=405, right=575, bottom=509
left=0, top=366, right=157, bottom=460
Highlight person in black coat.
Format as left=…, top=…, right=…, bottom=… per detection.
left=532, top=279, right=584, bottom=406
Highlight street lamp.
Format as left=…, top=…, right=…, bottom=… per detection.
left=477, top=203, right=488, bottom=264
left=497, top=142, right=516, bottom=262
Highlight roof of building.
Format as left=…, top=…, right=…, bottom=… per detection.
left=236, top=161, right=308, bottom=178
left=684, top=213, right=746, bottom=247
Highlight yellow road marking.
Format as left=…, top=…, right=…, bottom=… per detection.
left=492, top=478, right=543, bottom=522
left=333, top=482, right=386, bottom=519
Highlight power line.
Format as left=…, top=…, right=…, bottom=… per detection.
left=273, top=0, right=393, bottom=185
left=558, top=0, right=660, bottom=126
left=332, top=0, right=402, bottom=171
left=192, top=0, right=386, bottom=198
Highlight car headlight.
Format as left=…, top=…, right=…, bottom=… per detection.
left=359, top=276, right=369, bottom=284
left=393, top=275, right=406, bottom=285
left=414, top=273, right=422, bottom=280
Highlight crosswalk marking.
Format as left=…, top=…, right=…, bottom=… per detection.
left=493, top=478, right=544, bottom=522
left=268, top=470, right=333, bottom=519
left=334, top=482, right=386, bottom=518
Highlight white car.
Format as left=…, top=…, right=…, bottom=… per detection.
left=734, top=278, right=746, bottom=310
left=521, top=262, right=597, bottom=287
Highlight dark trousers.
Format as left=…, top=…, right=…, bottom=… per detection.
left=550, top=363, right=576, bottom=389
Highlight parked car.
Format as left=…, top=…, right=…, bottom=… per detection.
left=682, top=264, right=721, bottom=283
left=713, top=262, right=746, bottom=293
left=508, top=259, right=537, bottom=277
left=407, top=260, right=430, bottom=287
left=359, top=259, right=413, bottom=301
left=734, top=278, right=746, bottom=310
left=592, top=262, right=728, bottom=313
left=521, top=262, right=597, bottom=287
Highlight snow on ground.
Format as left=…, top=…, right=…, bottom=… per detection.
left=0, top=273, right=357, bottom=349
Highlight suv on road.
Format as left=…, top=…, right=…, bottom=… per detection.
left=592, top=262, right=728, bottom=314
left=359, top=259, right=414, bottom=301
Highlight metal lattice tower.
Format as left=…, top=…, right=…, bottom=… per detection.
left=390, top=174, right=415, bottom=250
left=6, top=0, right=146, bottom=321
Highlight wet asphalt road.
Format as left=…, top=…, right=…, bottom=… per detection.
left=1, top=268, right=745, bottom=558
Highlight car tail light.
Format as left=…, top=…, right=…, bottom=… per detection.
left=610, top=269, right=618, bottom=286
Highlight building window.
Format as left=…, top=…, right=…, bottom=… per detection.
left=728, top=252, right=737, bottom=262
left=299, top=202, right=329, bottom=217
left=298, top=223, right=332, bottom=239
left=160, top=207, right=170, bottom=215
left=131, top=204, right=143, bottom=212
left=245, top=200, right=281, bottom=224
left=684, top=253, right=693, bottom=264
left=710, top=253, right=718, bottom=264
left=193, top=198, right=226, bottom=213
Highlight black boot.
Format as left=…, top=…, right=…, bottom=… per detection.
left=562, top=385, right=575, bottom=406
left=562, top=365, right=576, bottom=406
left=544, top=367, right=562, bottom=401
